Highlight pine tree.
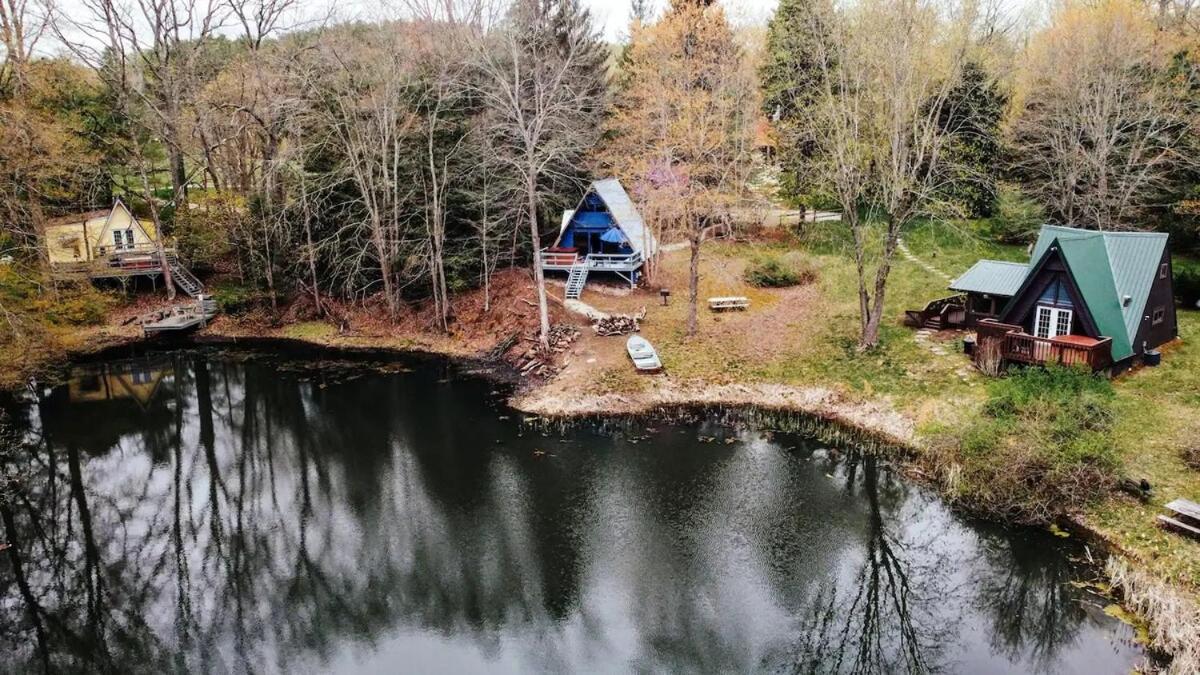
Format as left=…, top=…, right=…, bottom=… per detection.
left=759, top=0, right=831, bottom=205
left=935, top=61, right=1007, bottom=218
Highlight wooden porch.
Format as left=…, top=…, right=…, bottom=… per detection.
left=51, top=241, right=178, bottom=281
left=905, top=294, right=966, bottom=330
left=975, top=320, right=1113, bottom=371
left=540, top=248, right=644, bottom=272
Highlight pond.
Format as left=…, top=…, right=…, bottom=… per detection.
left=0, top=350, right=1143, bottom=674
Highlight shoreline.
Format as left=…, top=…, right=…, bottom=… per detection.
left=8, top=326, right=1192, bottom=672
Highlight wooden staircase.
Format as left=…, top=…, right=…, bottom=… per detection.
left=165, top=256, right=204, bottom=298
left=565, top=263, right=589, bottom=300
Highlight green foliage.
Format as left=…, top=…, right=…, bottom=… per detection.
left=743, top=253, right=817, bottom=288
left=983, top=184, right=1045, bottom=245
left=937, top=365, right=1121, bottom=523
left=0, top=266, right=114, bottom=327
left=210, top=281, right=265, bottom=316
left=1174, top=263, right=1200, bottom=309
left=934, top=61, right=1008, bottom=218
left=759, top=0, right=831, bottom=205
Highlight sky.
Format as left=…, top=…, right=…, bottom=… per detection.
left=583, top=0, right=781, bottom=41
left=42, top=0, right=1044, bottom=58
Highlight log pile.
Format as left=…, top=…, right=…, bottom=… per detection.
left=593, top=307, right=646, bottom=336
left=516, top=324, right=580, bottom=378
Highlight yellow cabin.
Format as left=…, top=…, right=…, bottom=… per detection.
left=45, top=199, right=160, bottom=266
left=69, top=363, right=168, bottom=409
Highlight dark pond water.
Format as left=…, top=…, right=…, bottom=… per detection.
left=0, top=350, right=1143, bottom=674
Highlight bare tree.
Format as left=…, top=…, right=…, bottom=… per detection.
left=0, top=0, right=48, bottom=96
left=1012, top=0, right=1193, bottom=231
left=801, top=0, right=973, bottom=349
left=473, top=0, right=606, bottom=348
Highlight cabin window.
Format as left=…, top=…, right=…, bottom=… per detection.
left=1153, top=306, right=1166, bottom=326
left=1161, top=263, right=1169, bottom=280
left=1035, top=305, right=1072, bottom=339
left=113, top=230, right=124, bottom=250
left=125, top=230, right=135, bottom=248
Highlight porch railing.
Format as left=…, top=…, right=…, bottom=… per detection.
left=976, top=320, right=1113, bottom=371
left=51, top=240, right=178, bottom=278
left=584, top=251, right=643, bottom=270
left=539, top=249, right=643, bottom=270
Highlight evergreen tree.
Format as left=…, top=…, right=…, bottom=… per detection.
left=759, top=0, right=831, bottom=205
left=935, top=61, right=1007, bottom=218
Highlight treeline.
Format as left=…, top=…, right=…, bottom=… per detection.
left=765, top=0, right=1200, bottom=242
left=1, top=0, right=611, bottom=338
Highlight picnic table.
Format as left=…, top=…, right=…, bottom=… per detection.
left=1157, top=498, right=1200, bottom=539
left=707, top=296, right=750, bottom=312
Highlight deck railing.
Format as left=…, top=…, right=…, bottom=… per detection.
left=540, top=249, right=580, bottom=267
left=539, top=249, right=643, bottom=271
left=585, top=251, right=643, bottom=270
left=52, top=241, right=178, bottom=279
left=976, top=320, right=1112, bottom=370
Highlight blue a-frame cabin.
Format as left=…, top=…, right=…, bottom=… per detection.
left=540, top=179, right=658, bottom=298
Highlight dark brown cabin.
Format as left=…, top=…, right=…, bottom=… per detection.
left=908, top=225, right=1177, bottom=373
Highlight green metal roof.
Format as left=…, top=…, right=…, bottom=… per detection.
left=949, top=260, right=1028, bottom=296
left=1031, top=225, right=1167, bottom=361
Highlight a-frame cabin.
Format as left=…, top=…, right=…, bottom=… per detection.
left=540, top=178, right=657, bottom=299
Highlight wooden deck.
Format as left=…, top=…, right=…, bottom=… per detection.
left=51, top=242, right=177, bottom=280
left=142, top=297, right=218, bottom=335
left=976, top=320, right=1113, bottom=371
left=540, top=249, right=644, bottom=272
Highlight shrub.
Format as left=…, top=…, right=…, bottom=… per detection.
left=983, top=184, right=1044, bottom=245
left=35, top=289, right=114, bottom=326
left=211, top=281, right=265, bottom=315
left=1175, top=266, right=1200, bottom=310
left=933, top=365, right=1121, bottom=524
left=744, top=253, right=817, bottom=288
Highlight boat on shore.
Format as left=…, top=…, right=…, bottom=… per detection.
left=626, top=335, right=662, bottom=372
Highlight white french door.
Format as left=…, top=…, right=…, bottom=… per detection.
left=1035, top=305, right=1073, bottom=339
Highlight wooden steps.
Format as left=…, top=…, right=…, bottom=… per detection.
left=166, top=257, right=204, bottom=298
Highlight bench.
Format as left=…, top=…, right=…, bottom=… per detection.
left=1157, top=499, right=1200, bottom=540
left=708, top=296, right=750, bottom=312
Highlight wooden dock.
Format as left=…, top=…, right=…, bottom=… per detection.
left=142, top=297, right=218, bottom=335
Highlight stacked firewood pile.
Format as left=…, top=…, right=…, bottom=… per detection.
left=516, top=324, right=580, bottom=378
left=593, top=307, right=646, bottom=336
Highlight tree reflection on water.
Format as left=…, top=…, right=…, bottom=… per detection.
left=0, top=352, right=1138, bottom=674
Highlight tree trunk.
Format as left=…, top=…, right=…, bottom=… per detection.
left=372, top=220, right=398, bottom=317
left=687, top=229, right=701, bottom=336
left=525, top=175, right=551, bottom=348
left=859, top=218, right=901, bottom=350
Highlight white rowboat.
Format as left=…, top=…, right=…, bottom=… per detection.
left=626, top=335, right=662, bottom=372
